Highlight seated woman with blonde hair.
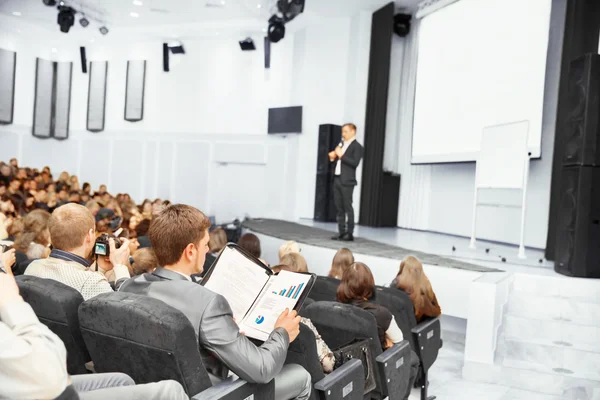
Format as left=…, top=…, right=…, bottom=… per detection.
left=278, top=240, right=301, bottom=261
left=278, top=252, right=308, bottom=273
left=392, top=256, right=441, bottom=323
left=327, top=248, right=354, bottom=279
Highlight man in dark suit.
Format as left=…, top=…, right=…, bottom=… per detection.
left=120, top=204, right=312, bottom=400
left=328, top=123, right=363, bottom=241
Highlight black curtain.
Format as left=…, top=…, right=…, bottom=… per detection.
left=545, top=0, right=600, bottom=260
left=359, top=2, right=394, bottom=227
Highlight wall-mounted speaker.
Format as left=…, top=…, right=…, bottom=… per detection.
left=563, top=53, right=600, bottom=167
left=79, top=46, right=87, bottom=73
left=163, top=42, right=169, bottom=72
left=0, top=48, right=16, bottom=125
left=264, top=37, right=271, bottom=69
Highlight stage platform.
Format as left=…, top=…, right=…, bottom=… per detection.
left=243, top=218, right=600, bottom=398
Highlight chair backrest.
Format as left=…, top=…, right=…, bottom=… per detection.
left=308, top=276, right=339, bottom=303
left=16, top=275, right=90, bottom=375
left=78, top=291, right=212, bottom=396
left=285, top=322, right=326, bottom=383
left=302, top=302, right=384, bottom=395
left=372, top=286, right=417, bottom=351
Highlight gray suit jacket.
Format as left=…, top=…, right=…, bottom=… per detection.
left=119, top=267, right=290, bottom=384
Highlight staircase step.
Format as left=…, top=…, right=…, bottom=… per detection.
left=501, top=339, right=600, bottom=382
left=463, top=361, right=600, bottom=399
left=512, top=273, right=600, bottom=304
left=506, top=292, right=600, bottom=327
left=503, top=314, right=600, bottom=353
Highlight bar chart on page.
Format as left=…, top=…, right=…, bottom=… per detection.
left=273, top=282, right=304, bottom=300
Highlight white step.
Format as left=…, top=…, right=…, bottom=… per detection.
left=505, top=292, right=600, bottom=327
left=512, top=273, right=600, bottom=304
left=463, top=361, right=600, bottom=399
left=503, top=314, right=600, bottom=353
left=501, top=339, right=600, bottom=382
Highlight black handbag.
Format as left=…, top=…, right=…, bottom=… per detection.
left=332, top=338, right=377, bottom=394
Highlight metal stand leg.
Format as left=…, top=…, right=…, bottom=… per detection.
left=420, top=371, right=436, bottom=400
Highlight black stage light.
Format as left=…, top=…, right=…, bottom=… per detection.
left=80, top=17, right=89, bottom=27
left=57, top=6, right=75, bottom=33
left=277, top=0, right=305, bottom=22
left=43, top=0, right=57, bottom=5
left=393, top=13, right=411, bottom=37
left=239, top=37, right=256, bottom=51
left=99, top=26, right=109, bottom=35
left=267, top=15, right=285, bottom=43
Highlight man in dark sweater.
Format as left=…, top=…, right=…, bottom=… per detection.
left=328, top=123, right=363, bottom=241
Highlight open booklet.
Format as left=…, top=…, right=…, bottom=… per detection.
left=201, top=243, right=316, bottom=341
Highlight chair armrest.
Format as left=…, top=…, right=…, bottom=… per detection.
left=411, top=317, right=441, bottom=372
left=191, top=377, right=275, bottom=400
left=314, top=359, right=364, bottom=400
left=375, top=341, right=411, bottom=399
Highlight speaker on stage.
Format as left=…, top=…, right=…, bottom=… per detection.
left=555, top=53, right=600, bottom=278
left=555, top=166, right=600, bottom=278
left=314, top=124, right=341, bottom=222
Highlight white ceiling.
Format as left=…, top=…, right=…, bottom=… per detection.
left=0, top=0, right=420, bottom=39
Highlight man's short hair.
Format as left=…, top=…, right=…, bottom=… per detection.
left=343, top=123, right=357, bottom=132
left=49, top=203, right=95, bottom=251
left=149, top=204, right=211, bottom=266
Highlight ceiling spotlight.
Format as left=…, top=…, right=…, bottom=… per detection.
left=277, top=0, right=305, bottom=22
left=267, top=15, right=285, bottom=43
left=133, top=0, right=143, bottom=5
left=59, top=0, right=65, bottom=5
left=239, top=37, right=256, bottom=51
left=130, top=12, right=139, bottom=18
left=257, top=3, right=262, bottom=8
left=79, top=17, right=89, bottom=27
left=43, top=0, right=57, bottom=5
left=57, top=6, right=75, bottom=33
left=99, top=26, right=109, bottom=35
left=12, top=11, right=21, bottom=16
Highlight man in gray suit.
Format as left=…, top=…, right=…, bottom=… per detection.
left=120, top=204, right=311, bottom=400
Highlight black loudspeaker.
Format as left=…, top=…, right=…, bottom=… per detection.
left=80, top=46, right=87, bottom=73
left=555, top=165, right=600, bottom=278
left=314, top=124, right=341, bottom=222
left=564, top=54, right=600, bottom=166
left=393, top=13, right=411, bottom=37
left=162, top=43, right=169, bottom=72
left=378, top=172, right=401, bottom=227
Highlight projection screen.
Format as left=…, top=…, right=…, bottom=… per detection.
left=411, top=0, right=551, bottom=163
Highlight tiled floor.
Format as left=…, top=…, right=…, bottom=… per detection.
left=407, top=339, right=567, bottom=400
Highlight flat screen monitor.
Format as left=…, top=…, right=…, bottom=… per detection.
left=268, top=106, right=302, bottom=134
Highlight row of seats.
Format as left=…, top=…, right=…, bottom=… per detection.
left=16, top=275, right=418, bottom=400
left=308, top=275, right=442, bottom=400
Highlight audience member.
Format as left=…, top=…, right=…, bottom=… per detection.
left=328, top=247, right=354, bottom=279
left=25, top=204, right=131, bottom=300
left=13, top=209, right=51, bottom=260
left=204, top=227, right=227, bottom=271
left=120, top=204, right=312, bottom=400
left=85, top=200, right=101, bottom=216
left=337, top=262, right=419, bottom=400
left=279, top=240, right=301, bottom=261
left=0, top=269, right=188, bottom=399
left=135, top=218, right=152, bottom=248
left=392, top=256, right=441, bottom=322
left=279, top=252, right=308, bottom=273
left=238, top=232, right=261, bottom=259
left=130, top=248, right=158, bottom=276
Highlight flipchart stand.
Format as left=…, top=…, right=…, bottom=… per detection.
left=469, top=121, right=531, bottom=259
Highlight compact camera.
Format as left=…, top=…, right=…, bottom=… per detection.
left=94, top=234, right=122, bottom=257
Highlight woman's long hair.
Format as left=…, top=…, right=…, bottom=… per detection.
left=395, top=256, right=441, bottom=320
left=13, top=209, right=51, bottom=253
left=328, top=248, right=354, bottom=279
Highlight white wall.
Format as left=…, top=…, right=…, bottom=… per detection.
left=0, top=13, right=372, bottom=223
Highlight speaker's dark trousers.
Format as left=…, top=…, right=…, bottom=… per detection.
left=333, top=176, right=355, bottom=235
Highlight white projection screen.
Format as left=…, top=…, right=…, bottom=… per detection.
left=411, top=0, right=551, bottom=163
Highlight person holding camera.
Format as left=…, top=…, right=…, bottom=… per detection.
left=25, top=204, right=131, bottom=301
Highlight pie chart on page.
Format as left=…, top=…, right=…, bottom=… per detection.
left=255, top=315, right=265, bottom=325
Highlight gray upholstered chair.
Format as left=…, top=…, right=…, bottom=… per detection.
left=302, top=301, right=412, bottom=400
left=78, top=292, right=274, bottom=399
left=308, top=276, right=340, bottom=303
left=16, top=275, right=91, bottom=375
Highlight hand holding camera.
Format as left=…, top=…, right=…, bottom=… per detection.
left=93, top=234, right=130, bottom=271
left=0, top=245, right=16, bottom=275
left=109, top=237, right=131, bottom=267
